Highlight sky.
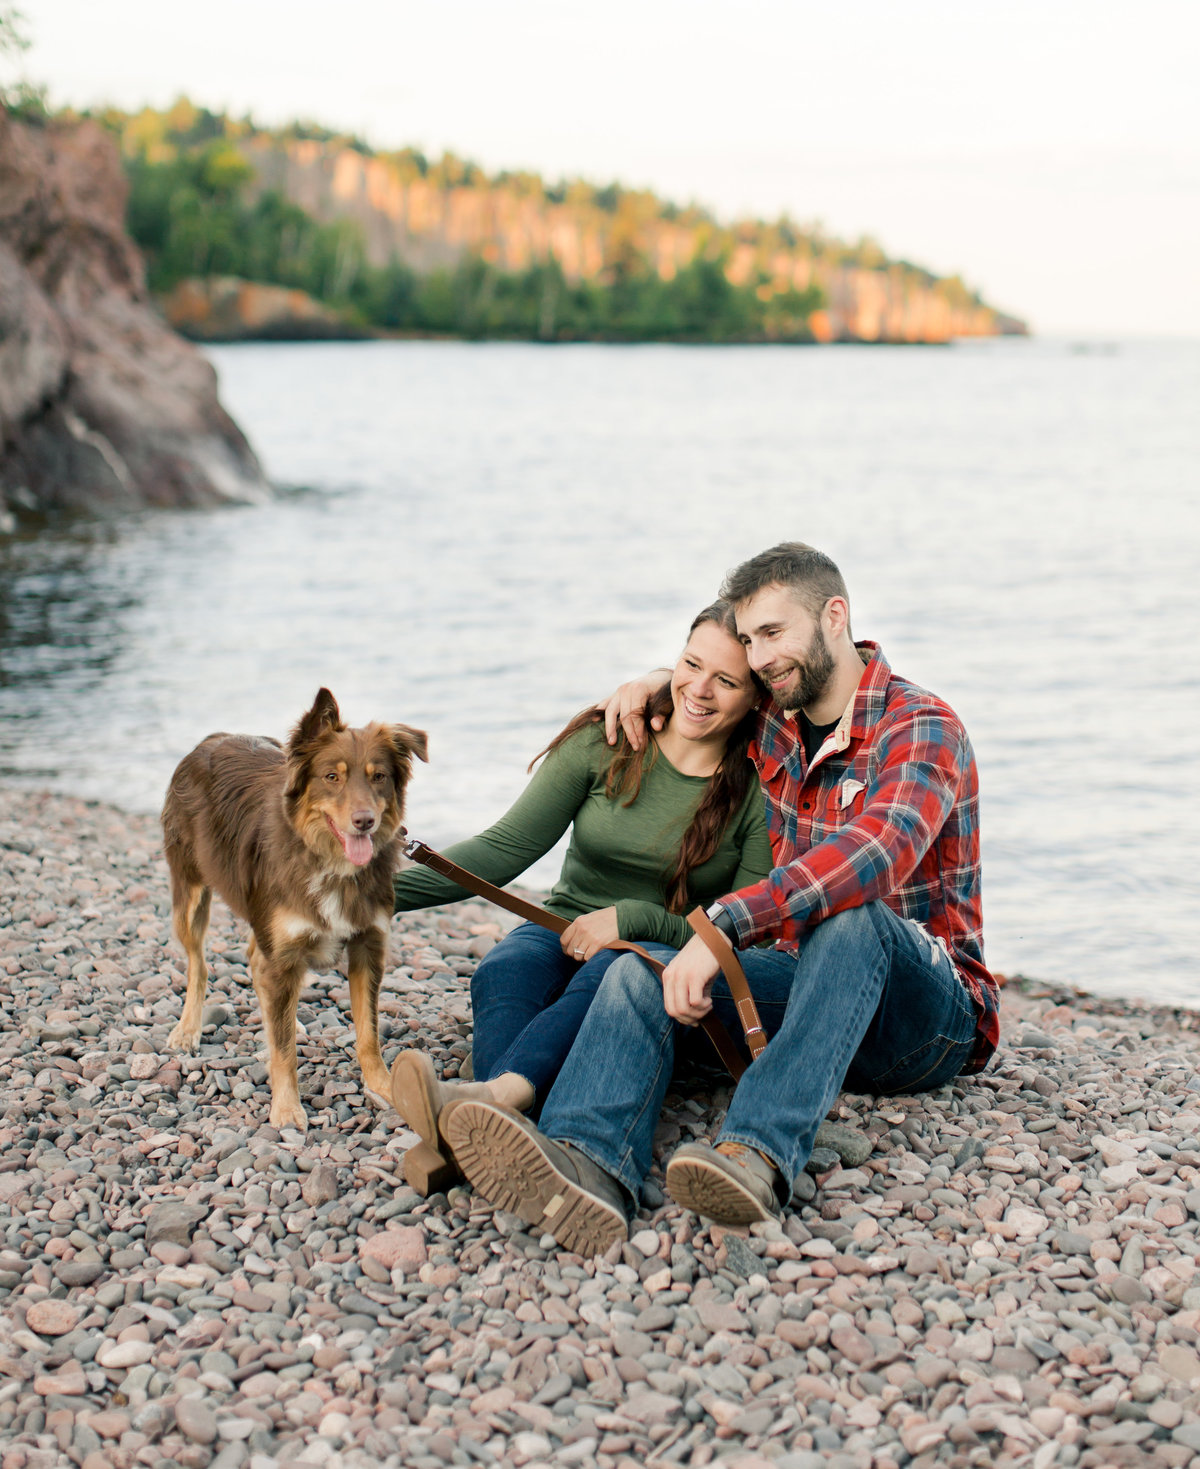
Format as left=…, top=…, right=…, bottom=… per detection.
left=9, top=0, right=1199, bottom=337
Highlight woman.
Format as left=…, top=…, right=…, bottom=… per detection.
left=389, top=601, right=772, bottom=1192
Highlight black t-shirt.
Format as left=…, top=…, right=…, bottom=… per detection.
left=799, top=711, right=840, bottom=764
left=709, top=708, right=841, bottom=942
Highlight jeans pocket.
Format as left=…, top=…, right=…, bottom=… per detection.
left=871, top=1032, right=975, bottom=1095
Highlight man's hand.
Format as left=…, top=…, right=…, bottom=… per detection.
left=661, top=935, right=721, bottom=1023
left=561, top=907, right=620, bottom=964
left=597, top=670, right=671, bottom=750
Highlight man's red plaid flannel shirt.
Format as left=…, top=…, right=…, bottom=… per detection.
left=717, top=641, right=999, bottom=1073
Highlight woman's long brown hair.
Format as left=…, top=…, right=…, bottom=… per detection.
left=530, top=602, right=763, bottom=914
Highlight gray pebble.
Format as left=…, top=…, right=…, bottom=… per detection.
left=805, top=1146, right=841, bottom=1174
left=813, top=1121, right=874, bottom=1167
left=721, top=1233, right=762, bottom=1279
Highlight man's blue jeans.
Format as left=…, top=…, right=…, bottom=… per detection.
left=537, top=901, right=980, bottom=1203
left=471, top=922, right=647, bottom=1104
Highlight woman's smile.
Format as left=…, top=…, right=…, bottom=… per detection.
left=661, top=620, right=760, bottom=764
left=680, top=695, right=716, bottom=721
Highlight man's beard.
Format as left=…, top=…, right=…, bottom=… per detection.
left=771, top=624, right=835, bottom=713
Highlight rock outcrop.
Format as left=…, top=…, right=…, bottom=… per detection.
left=0, top=112, right=269, bottom=529
left=159, top=276, right=368, bottom=342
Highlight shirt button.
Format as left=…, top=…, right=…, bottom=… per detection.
left=802, top=801, right=812, bottom=810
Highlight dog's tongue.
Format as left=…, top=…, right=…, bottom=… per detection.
left=340, top=830, right=374, bottom=867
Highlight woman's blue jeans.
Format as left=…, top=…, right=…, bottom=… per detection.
left=471, top=922, right=671, bottom=1104
left=537, top=900, right=980, bottom=1203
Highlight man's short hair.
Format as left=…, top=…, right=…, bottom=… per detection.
left=720, top=542, right=850, bottom=624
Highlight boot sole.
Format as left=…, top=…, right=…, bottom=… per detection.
left=390, top=1051, right=461, bottom=1193
left=666, top=1154, right=778, bottom=1226
left=441, top=1100, right=626, bottom=1257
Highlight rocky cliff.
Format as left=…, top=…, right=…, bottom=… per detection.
left=0, top=112, right=268, bottom=529
left=243, top=136, right=1025, bottom=344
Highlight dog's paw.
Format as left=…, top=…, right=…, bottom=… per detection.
left=167, top=1021, right=201, bottom=1053
left=361, top=1056, right=392, bottom=1110
left=269, top=1097, right=308, bottom=1132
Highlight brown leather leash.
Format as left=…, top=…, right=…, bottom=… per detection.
left=402, top=837, right=766, bottom=1081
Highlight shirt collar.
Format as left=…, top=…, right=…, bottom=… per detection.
left=802, top=641, right=888, bottom=757
left=841, top=640, right=889, bottom=745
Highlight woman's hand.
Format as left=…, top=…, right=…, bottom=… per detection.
left=561, top=907, right=621, bottom=963
left=597, top=671, right=671, bottom=750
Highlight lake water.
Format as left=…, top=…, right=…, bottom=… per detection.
left=2, top=338, right=1197, bottom=1007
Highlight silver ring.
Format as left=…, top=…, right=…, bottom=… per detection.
left=574, top=948, right=585, bottom=958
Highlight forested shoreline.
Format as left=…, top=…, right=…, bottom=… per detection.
left=101, top=100, right=1022, bottom=345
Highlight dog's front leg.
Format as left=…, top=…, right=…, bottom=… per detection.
left=249, top=943, right=308, bottom=1132
left=167, top=880, right=212, bottom=1053
left=347, top=923, right=391, bottom=1110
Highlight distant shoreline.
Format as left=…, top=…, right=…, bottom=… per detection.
left=184, top=331, right=970, bottom=348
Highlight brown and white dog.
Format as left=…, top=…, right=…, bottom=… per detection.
left=161, top=688, right=427, bottom=1131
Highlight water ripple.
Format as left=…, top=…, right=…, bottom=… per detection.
left=1, top=338, right=1197, bottom=1006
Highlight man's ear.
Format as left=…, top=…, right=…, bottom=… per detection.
left=823, top=595, right=851, bottom=641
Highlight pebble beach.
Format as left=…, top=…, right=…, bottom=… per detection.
left=4, top=786, right=1200, bottom=1469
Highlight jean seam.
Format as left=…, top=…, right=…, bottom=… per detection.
left=874, top=1034, right=967, bottom=1092
left=549, top=989, right=675, bottom=1200
left=866, top=911, right=973, bottom=1091
left=723, top=925, right=886, bottom=1184
left=614, top=1024, right=674, bottom=1195
left=904, top=919, right=975, bottom=1030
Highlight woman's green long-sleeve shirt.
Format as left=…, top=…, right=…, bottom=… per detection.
left=392, top=724, right=772, bottom=950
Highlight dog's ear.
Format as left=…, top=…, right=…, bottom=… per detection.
left=291, top=688, right=343, bottom=752
left=285, top=689, right=344, bottom=801
left=390, top=724, right=429, bottom=766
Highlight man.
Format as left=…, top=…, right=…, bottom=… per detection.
left=441, top=543, right=999, bottom=1256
